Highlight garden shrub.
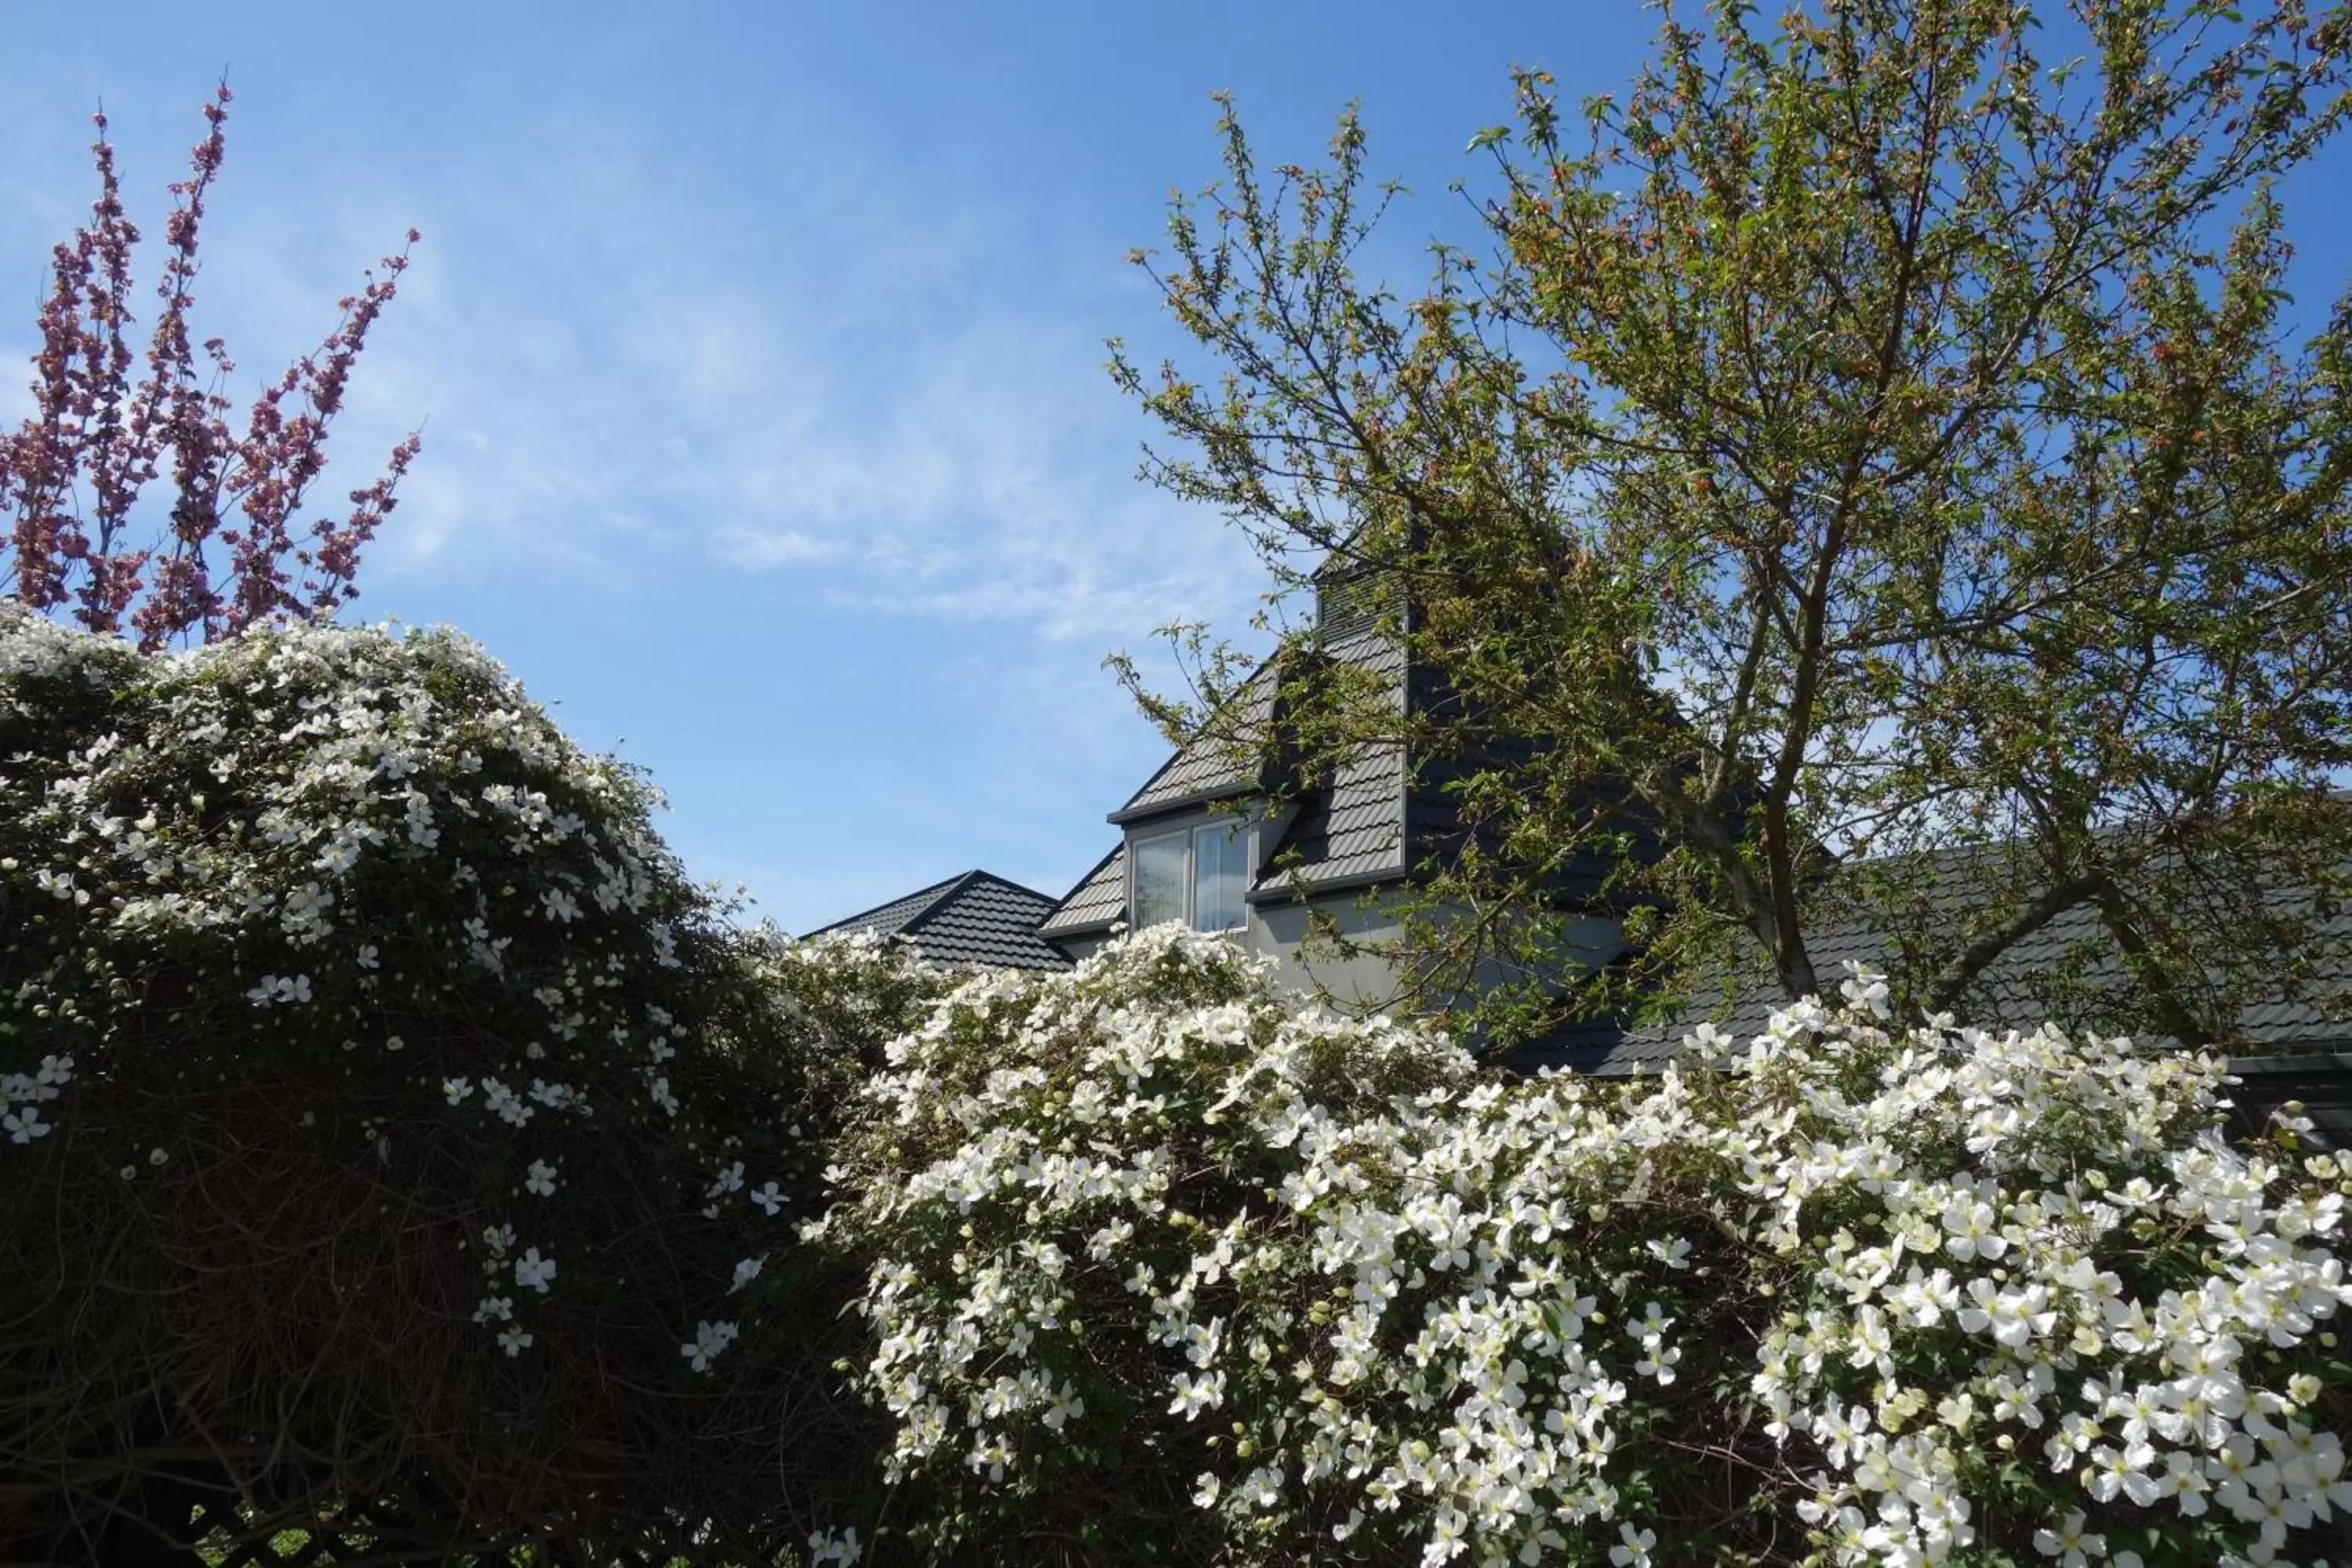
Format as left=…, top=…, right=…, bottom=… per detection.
left=822, top=924, right=2352, bottom=1566
left=0, top=608, right=940, bottom=1563
left=9, top=601, right=2345, bottom=1567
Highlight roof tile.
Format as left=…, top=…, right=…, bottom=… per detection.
left=808, top=870, right=1072, bottom=971
left=1113, top=670, right=1277, bottom=819
left=1510, top=842, right=2351, bottom=1079
left=1041, top=844, right=1127, bottom=938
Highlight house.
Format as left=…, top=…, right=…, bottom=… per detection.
left=805, top=869, right=1071, bottom=972
left=808, top=575, right=1559, bottom=1007
left=815, top=573, right=2351, bottom=1144
left=1033, top=625, right=1441, bottom=1009
left=1518, top=837, right=2352, bottom=1145
left=1035, top=573, right=1629, bottom=1015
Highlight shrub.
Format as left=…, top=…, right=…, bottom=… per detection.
left=0, top=608, right=938, bottom=1562
left=822, top=925, right=2352, bottom=1566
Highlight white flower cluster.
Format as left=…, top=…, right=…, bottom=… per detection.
left=2, top=1053, right=74, bottom=1144
left=0, top=611, right=864, bottom=1377
left=827, top=926, right=2352, bottom=1567
left=803, top=1526, right=862, bottom=1566
left=1741, top=996, right=2352, bottom=1567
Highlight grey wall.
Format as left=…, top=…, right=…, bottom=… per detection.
left=1051, top=796, right=1626, bottom=1018
left=1247, top=891, right=1625, bottom=1018
left=1054, top=930, right=1114, bottom=964
left=1247, top=891, right=1414, bottom=1012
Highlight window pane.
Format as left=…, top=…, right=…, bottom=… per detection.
left=1192, top=822, right=1246, bottom=931
left=1134, top=832, right=1187, bottom=929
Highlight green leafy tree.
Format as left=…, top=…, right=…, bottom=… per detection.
left=1113, top=0, right=2352, bottom=1049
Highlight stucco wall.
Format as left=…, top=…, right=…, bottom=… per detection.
left=1047, top=782, right=1628, bottom=1020
left=1247, top=892, right=1412, bottom=1012
left=1054, top=929, right=1115, bottom=964
left=1247, top=891, right=1626, bottom=1018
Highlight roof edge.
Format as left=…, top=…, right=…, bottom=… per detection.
left=801, top=869, right=967, bottom=941
left=1246, top=863, right=1410, bottom=905
left=1039, top=844, right=1127, bottom=936
left=1107, top=779, right=1259, bottom=826
left=1041, top=914, right=1121, bottom=938
left=1107, top=746, right=1190, bottom=822
left=2227, top=1050, right=2352, bottom=1072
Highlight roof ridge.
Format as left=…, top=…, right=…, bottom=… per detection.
left=802, top=869, right=969, bottom=939
left=895, top=869, right=989, bottom=938
left=954, top=869, right=1060, bottom=904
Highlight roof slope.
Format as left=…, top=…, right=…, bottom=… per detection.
left=1513, top=841, right=2352, bottom=1077
left=1252, top=738, right=1407, bottom=896
left=1110, top=666, right=1279, bottom=822
left=806, top=869, right=1072, bottom=971
left=1250, top=636, right=1409, bottom=898
left=1040, top=845, right=1127, bottom=941
left=1047, top=633, right=1413, bottom=938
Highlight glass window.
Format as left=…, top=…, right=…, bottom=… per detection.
left=1133, top=831, right=1188, bottom=929
left=1192, top=820, right=1247, bottom=931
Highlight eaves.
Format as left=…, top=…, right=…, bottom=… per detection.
left=1107, top=781, right=1260, bottom=827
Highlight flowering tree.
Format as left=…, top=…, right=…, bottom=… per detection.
left=0, top=608, right=939, bottom=1563
left=1114, top=0, right=2352, bottom=1051
left=1, top=84, right=420, bottom=648
left=823, top=924, right=2352, bottom=1566
left=4, top=602, right=2343, bottom=1566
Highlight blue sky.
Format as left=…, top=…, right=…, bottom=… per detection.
left=5, top=2, right=2348, bottom=933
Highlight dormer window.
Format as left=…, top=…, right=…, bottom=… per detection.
left=1193, top=820, right=1247, bottom=931
left=1133, top=831, right=1187, bottom=928
left=1131, top=818, right=1249, bottom=933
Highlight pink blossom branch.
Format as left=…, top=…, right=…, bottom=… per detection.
left=216, top=231, right=418, bottom=640
left=1, top=82, right=420, bottom=649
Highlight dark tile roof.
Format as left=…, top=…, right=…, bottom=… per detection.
left=1048, top=633, right=1413, bottom=936
left=2227, top=1054, right=2352, bottom=1152
left=1251, top=739, right=1406, bottom=896
left=1110, top=668, right=1278, bottom=822
left=1508, top=840, right=2352, bottom=1148
left=806, top=869, right=1072, bottom=971
left=1250, top=636, right=1408, bottom=898
left=1040, top=844, right=1126, bottom=939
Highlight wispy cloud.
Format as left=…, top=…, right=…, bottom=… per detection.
left=1, top=97, right=1261, bottom=643
left=194, top=117, right=1269, bottom=645
left=0, top=74, right=1276, bottom=935
left=713, top=526, right=839, bottom=568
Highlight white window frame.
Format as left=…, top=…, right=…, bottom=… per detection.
left=1130, top=826, right=1190, bottom=931
left=1189, top=818, right=1248, bottom=933
left=1128, top=817, right=1251, bottom=934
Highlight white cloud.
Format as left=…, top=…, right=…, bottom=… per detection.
left=713, top=526, right=838, bottom=568
left=456, top=151, right=1243, bottom=642
left=0, top=82, right=1275, bottom=936
left=1, top=97, right=1265, bottom=648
